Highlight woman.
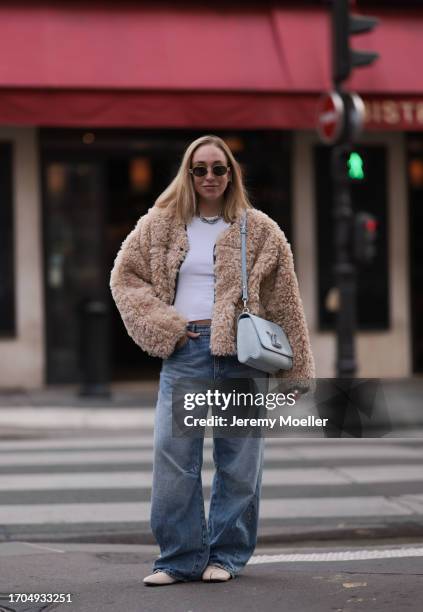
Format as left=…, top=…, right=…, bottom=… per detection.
left=110, top=135, right=315, bottom=586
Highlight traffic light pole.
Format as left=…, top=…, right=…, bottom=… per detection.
left=329, top=0, right=379, bottom=378
left=332, top=142, right=357, bottom=378
left=314, top=1, right=380, bottom=435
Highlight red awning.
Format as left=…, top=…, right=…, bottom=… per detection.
left=0, top=4, right=422, bottom=129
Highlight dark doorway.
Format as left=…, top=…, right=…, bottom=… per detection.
left=41, top=129, right=292, bottom=383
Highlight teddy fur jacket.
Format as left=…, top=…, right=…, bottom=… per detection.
left=110, top=206, right=315, bottom=384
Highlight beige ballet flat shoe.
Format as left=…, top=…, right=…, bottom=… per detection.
left=143, top=571, right=178, bottom=586
left=202, top=565, right=232, bottom=582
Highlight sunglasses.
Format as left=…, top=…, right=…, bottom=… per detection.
left=189, top=165, right=230, bottom=177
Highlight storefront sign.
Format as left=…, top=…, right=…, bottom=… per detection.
left=364, top=99, right=423, bottom=130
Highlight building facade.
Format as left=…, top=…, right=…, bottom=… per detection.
left=0, top=2, right=421, bottom=387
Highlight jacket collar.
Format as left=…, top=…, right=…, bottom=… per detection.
left=160, top=206, right=248, bottom=250
left=186, top=208, right=246, bottom=249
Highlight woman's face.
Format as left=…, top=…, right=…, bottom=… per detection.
left=190, top=144, right=231, bottom=203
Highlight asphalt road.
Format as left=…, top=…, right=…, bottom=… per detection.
left=0, top=541, right=422, bottom=612
left=0, top=391, right=422, bottom=611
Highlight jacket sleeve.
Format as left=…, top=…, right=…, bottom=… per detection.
left=262, top=231, right=315, bottom=390
left=110, top=214, right=188, bottom=359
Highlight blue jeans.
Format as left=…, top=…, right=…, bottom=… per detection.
left=150, top=323, right=267, bottom=581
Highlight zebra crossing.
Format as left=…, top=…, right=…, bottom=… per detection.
left=1, top=424, right=423, bottom=539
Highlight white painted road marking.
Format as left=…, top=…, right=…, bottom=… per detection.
left=1, top=445, right=422, bottom=466
left=249, top=546, right=423, bottom=564
left=0, top=494, right=418, bottom=525
left=0, top=435, right=414, bottom=451
left=22, top=542, right=65, bottom=553
left=0, top=466, right=351, bottom=489
left=1, top=464, right=423, bottom=491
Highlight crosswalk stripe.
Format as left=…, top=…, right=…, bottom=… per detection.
left=285, top=445, right=423, bottom=459
left=0, top=436, right=418, bottom=452
left=0, top=450, right=156, bottom=465
left=0, top=408, right=156, bottom=429
left=0, top=444, right=422, bottom=466
left=0, top=436, right=159, bottom=451
left=0, top=468, right=348, bottom=490
left=1, top=406, right=421, bottom=432
left=0, top=494, right=418, bottom=525
left=336, top=464, right=423, bottom=483
left=0, top=464, right=422, bottom=492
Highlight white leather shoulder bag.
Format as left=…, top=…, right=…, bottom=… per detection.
left=236, top=211, right=293, bottom=374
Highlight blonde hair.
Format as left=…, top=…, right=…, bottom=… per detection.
left=154, top=135, right=253, bottom=224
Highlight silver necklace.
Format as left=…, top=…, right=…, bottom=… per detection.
left=198, top=210, right=223, bottom=224
left=199, top=214, right=222, bottom=224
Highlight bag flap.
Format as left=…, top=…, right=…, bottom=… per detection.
left=238, top=313, right=293, bottom=358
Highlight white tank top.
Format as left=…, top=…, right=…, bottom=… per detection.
left=173, top=216, right=231, bottom=321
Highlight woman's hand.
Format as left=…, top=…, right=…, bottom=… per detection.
left=175, top=330, right=201, bottom=350
left=291, top=389, right=302, bottom=402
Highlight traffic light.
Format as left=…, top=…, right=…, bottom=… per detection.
left=348, top=151, right=364, bottom=180
left=332, top=0, right=379, bottom=86
left=353, top=212, right=377, bottom=264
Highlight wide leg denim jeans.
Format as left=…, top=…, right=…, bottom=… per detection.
left=150, top=323, right=267, bottom=581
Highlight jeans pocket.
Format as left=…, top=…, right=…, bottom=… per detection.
left=171, top=336, right=191, bottom=357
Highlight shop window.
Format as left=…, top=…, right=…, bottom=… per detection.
left=314, top=145, right=389, bottom=331
left=0, top=142, right=15, bottom=337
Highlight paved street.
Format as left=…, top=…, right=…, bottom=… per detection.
left=0, top=389, right=422, bottom=611
left=0, top=540, right=422, bottom=611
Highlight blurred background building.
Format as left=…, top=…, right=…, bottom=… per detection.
left=0, top=0, right=422, bottom=388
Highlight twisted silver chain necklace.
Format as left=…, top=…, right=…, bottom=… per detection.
left=197, top=208, right=223, bottom=224
left=199, top=214, right=222, bottom=224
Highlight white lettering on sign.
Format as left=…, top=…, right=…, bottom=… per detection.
left=364, top=100, right=423, bottom=127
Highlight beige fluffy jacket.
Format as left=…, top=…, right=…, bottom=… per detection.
left=110, top=206, right=315, bottom=384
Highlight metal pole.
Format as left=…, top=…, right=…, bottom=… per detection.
left=331, top=143, right=357, bottom=378
left=79, top=298, right=111, bottom=398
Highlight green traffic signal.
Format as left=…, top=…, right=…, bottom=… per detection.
left=348, top=152, right=365, bottom=180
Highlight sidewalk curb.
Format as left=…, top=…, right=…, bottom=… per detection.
left=2, top=523, right=423, bottom=547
